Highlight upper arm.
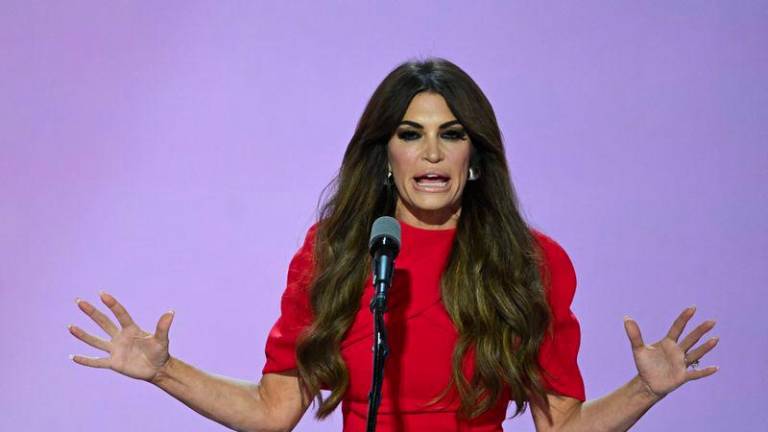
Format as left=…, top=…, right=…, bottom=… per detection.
left=530, top=230, right=587, bottom=431
left=263, top=225, right=317, bottom=375
left=248, top=371, right=311, bottom=432
left=532, top=230, right=587, bottom=400
left=255, top=227, right=318, bottom=431
left=531, top=393, right=582, bottom=432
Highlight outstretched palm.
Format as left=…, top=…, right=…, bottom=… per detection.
left=68, top=291, right=175, bottom=382
left=624, top=307, right=719, bottom=399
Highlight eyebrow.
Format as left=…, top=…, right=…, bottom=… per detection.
left=397, top=120, right=462, bottom=129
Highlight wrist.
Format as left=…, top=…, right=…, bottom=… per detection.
left=150, top=355, right=176, bottom=386
left=632, top=374, right=664, bottom=404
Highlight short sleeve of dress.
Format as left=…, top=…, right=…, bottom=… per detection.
left=262, top=224, right=317, bottom=375
left=532, top=230, right=586, bottom=401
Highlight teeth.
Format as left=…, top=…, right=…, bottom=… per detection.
left=415, top=178, right=448, bottom=188
left=414, top=174, right=449, bottom=190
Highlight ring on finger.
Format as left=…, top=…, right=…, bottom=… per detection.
left=684, top=356, right=700, bottom=369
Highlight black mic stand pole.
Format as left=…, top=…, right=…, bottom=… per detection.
left=366, top=253, right=394, bottom=432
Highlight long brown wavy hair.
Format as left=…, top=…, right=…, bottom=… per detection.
left=295, top=57, right=554, bottom=420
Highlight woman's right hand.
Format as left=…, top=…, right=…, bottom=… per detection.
left=68, top=291, right=175, bottom=383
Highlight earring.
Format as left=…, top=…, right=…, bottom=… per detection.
left=384, top=168, right=394, bottom=186
left=468, top=166, right=480, bottom=181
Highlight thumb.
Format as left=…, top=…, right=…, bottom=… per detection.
left=624, top=315, right=645, bottom=351
left=155, top=309, right=174, bottom=343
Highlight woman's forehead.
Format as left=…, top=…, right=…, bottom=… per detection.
left=401, top=92, right=459, bottom=125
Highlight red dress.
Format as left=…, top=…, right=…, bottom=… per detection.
left=263, top=220, right=585, bottom=431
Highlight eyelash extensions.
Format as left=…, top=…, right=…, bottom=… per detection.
left=397, top=129, right=467, bottom=141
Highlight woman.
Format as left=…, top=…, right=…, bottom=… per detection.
left=69, top=57, right=719, bottom=431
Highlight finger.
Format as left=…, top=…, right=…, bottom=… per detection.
left=665, top=306, right=696, bottom=342
left=686, top=366, right=719, bottom=381
left=154, top=310, right=175, bottom=343
left=99, top=291, right=137, bottom=329
left=76, top=297, right=119, bottom=337
left=680, top=320, right=716, bottom=352
left=68, top=324, right=111, bottom=353
left=624, top=316, right=645, bottom=350
left=684, top=336, right=719, bottom=363
left=70, top=354, right=111, bottom=369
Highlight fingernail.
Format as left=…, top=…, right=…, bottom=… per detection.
left=68, top=354, right=75, bottom=361
left=67, top=324, right=72, bottom=330
left=690, top=305, right=697, bottom=312
left=98, top=290, right=106, bottom=296
left=168, top=309, right=175, bottom=315
left=75, top=297, right=81, bottom=304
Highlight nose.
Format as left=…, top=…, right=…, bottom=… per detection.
left=422, top=134, right=444, bottom=163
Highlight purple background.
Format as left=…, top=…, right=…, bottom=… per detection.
left=2, top=1, right=765, bottom=431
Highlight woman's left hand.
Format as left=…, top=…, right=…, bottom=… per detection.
left=623, top=306, right=719, bottom=400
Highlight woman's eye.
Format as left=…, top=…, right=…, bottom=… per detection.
left=397, top=129, right=467, bottom=141
left=398, top=131, right=420, bottom=141
left=443, top=130, right=467, bottom=140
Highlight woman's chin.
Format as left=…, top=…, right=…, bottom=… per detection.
left=399, top=196, right=458, bottom=218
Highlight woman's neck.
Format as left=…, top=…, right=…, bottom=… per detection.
left=394, top=199, right=461, bottom=230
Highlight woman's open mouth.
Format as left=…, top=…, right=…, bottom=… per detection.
left=413, top=173, right=450, bottom=192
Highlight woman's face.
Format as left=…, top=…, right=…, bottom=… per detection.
left=387, top=91, right=472, bottom=229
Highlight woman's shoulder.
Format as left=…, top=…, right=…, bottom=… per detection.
left=282, top=222, right=321, bottom=292
left=529, top=228, right=574, bottom=269
left=530, top=227, right=566, bottom=253
left=292, top=221, right=320, bottom=256
left=528, top=227, right=577, bottom=305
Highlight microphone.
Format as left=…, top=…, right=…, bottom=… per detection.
left=366, top=216, right=401, bottom=431
left=368, top=216, right=401, bottom=311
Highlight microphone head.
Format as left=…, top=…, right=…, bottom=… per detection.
left=369, top=216, right=401, bottom=254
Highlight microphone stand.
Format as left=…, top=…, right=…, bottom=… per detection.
left=366, top=253, right=394, bottom=432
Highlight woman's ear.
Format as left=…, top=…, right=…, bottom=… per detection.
left=469, top=145, right=480, bottom=169
left=468, top=146, right=481, bottom=181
